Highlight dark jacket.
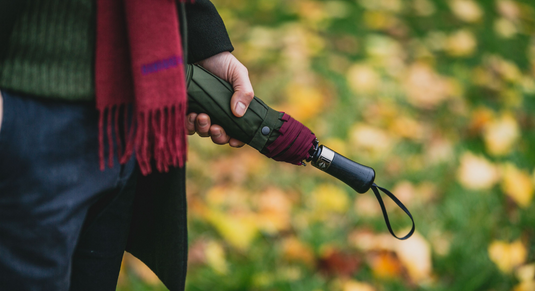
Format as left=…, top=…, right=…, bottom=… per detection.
left=0, top=1, right=233, bottom=290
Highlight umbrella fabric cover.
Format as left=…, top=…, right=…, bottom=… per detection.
left=187, top=64, right=316, bottom=165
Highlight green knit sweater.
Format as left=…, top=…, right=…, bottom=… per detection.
left=0, top=0, right=96, bottom=101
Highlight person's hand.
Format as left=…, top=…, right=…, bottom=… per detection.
left=187, top=51, right=254, bottom=147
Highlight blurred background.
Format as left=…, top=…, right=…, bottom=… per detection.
left=118, top=0, right=535, bottom=290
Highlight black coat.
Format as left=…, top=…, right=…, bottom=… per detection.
left=0, top=1, right=234, bottom=290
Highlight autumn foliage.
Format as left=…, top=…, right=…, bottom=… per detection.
left=119, top=0, right=535, bottom=290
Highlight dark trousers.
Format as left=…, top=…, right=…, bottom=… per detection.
left=0, top=90, right=138, bottom=290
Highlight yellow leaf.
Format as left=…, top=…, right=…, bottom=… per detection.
left=342, top=280, right=376, bottom=291
left=349, top=123, right=393, bottom=158
left=252, top=272, right=274, bottom=288
left=445, top=30, right=477, bottom=57
left=296, top=1, right=328, bottom=25
left=389, top=116, right=424, bottom=140
left=255, top=188, right=292, bottom=234
left=346, top=64, right=379, bottom=94
left=483, top=114, right=520, bottom=156
left=495, top=18, right=517, bottom=38
left=449, top=0, right=483, bottom=22
left=429, top=231, right=452, bottom=257
left=368, top=252, right=403, bottom=279
left=424, top=137, right=454, bottom=165
left=488, top=240, right=527, bottom=273
left=457, top=152, right=500, bottom=190
left=312, top=183, right=349, bottom=214
left=468, top=107, right=495, bottom=133
left=403, top=63, right=452, bottom=109
left=513, top=281, right=535, bottom=291
left=516, top=263, right=535, bottom=283
left=205, top=209, right=259, bottom=250
left=363, top=11, right=396, bottom=30
left=282, top=83, right=324, bottom=121
left=205, top=241, right=229, bottom=275
left=354, top=194, right=382, bottom=218
left=348, top=230, right=396, bottom=252
left=282, top=237, right=315, bottom=266
left=394, top=231, right=432, bottom=283
left=322, top=137, right=348, bottom=157
left=501, top=163, right=534, bottom=208
left=497, top=0, right=520, bottom=20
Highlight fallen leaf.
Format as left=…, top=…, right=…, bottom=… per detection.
left=282, top=236, right=315, bottom=266
left=346, top=64, right=380, bottom=94
left=513, top=281, right=535, bottom=291
left=311, top=183, right=350, bottom=214
left=488, top=240, right=527, bottom=273
left=342, top=279, right=376, bottom=291
left=205, top=241, right=229, bottom=274
left=516, top=263, right=535, bottom=283
left=495, top=18, right=517, bottom=38
left=501, top=163, right=534, bottom=208
left=349, top=123, right=393, bottom=158
left=363, top=11, right=396, bottom=30
left=468, top=107, right=495, bottom=134
left=348, top=229, right=396, bottom=252
left=205, top=209, right=259, bottom=250
left=354, top=194, right=382, bottom=218
left=255, top=187, right=293, bottom=234
left=449, top=0, right=483, bottom=22
left=318, top=247, right=361, bottom=277
left=368, top=251, right=403, bottom=279
left=403, top=63, right=452, bottom=108
left=457, top=152, right=500, bottom=190
left=394, top=231, right=432, bottom=283
left=445, top=30, right=477, bottom=57
left=282, top=82, right=325, bottom=121
left=483, top=114, right=520, bottom=156
left=497, top=0, right=520, bottom=20
left=389, top=116, right=424, bottom=140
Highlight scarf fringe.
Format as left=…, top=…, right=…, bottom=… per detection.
left=98, top=103, right=187, bottom=175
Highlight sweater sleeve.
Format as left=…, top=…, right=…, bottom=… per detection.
left=0, top=0, right=29, bottom=65
left=185, top=0, right=234, bottom=64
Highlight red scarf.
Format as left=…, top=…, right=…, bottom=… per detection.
left=95, top=0, right=188, bottom=175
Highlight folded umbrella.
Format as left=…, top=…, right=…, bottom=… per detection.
left=186, top=64, right=415, bottom=240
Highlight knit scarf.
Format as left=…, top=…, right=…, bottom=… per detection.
left=95, top=0, right=188, bottom=175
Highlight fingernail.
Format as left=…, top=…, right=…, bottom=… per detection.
left=213, top=129, right=221, bottom=138
left=188, top=115, right=195, bottom=123
left=236, top=102, right=246, bottom=116
left=199, top=120, right=208, bottom=126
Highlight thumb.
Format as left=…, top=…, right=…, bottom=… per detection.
left=229, top=64, right=254, bottom=118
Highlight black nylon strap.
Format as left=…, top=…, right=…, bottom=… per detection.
left=371, top=183, right=415, bottom=240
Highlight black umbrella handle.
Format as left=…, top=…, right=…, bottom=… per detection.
left=309, top=145, right=375, bottom=193
left=309, top=144, right=414, bottom=240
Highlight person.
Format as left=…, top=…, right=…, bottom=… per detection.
left=0, top=0, right=251, bottom=290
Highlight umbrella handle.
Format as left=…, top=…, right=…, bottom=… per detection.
left=309, top=144, right=375, bottom=194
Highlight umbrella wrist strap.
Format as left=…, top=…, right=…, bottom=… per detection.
left=371, top=183, right=415, bottom=240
